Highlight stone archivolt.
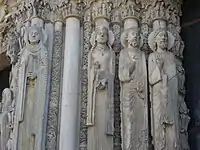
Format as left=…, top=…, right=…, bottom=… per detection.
left=0, top=0, right=190, bottom=150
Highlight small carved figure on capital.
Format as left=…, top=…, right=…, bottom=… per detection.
left=119, top=27, right=148, bottom=150
left=148, top=28, right=181, bottom=150
left=87, top=25, right=115, bottom=150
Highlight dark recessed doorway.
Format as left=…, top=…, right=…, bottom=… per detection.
left=181, top=0, right=200, bottom=149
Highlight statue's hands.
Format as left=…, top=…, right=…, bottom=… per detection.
left=155, top=53, right=164, bottom=70
left=96, top=79, right=107, bottom=90
left=136, top=81, right=144, bottom=93
left=94, top=61, right=100, bottom=70
left=27, top=72, right=37, bottom=80
left=129, top=61, right=136, bottom=76
left=7, top=105, right=14, bottom=112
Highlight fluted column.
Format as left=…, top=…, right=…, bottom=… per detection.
left=59, top=1, right=81, bottom=150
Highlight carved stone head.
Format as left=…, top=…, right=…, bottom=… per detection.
left=90, top=26, right=114, bottom=48
left=154, top=30, right=168, bottom=50
left=28, top=27, right=42, bottom=45
left=95, top=26, right=109, bottom=44
left=24, top=26, right=47, bottom=47
left=148, top=28, right=175, bottom=52
left=121, top=27, right=142, bottom=48
left=127, top=29, right=140, bottom=48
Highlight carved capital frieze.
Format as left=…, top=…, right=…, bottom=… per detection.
left=58, top=0, right=82, bottom=20
left=53, top=5, right=64, bottom=22
left=139, top=0, right=182, bottom=26
left=91, top=0, right=113, bottom=23
left=110, top=9, right=121, bottom=25
left=120, top=0, right=140, bottom=23
left=11, top=0, right=52, bottom=23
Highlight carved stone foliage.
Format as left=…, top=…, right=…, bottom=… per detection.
left=87, top=25, right=115, bottom=150
left=91, top=0, right=112, bottom=21
left=110, top=20, right=122, bottom=150
left=141, top=23, right=152, bottom=55
left=10, top=0, right=51, bottom=26
left=59, top=0, right=82, bottom=19
left=79, top=18, right=92, bottom=150
left=168, top=24, right=184, bottom=59
left=138, top=0, right=182, bottom=26
left=120, top=0, right=140, bottom=21
left=46, top=28, right=63, bottom=150
left=0, top=0, right=190, bottom=150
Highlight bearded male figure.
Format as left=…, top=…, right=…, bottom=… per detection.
left=148, top=29, right=180, bottom=150
left=119, top=27, right=148, bottom=150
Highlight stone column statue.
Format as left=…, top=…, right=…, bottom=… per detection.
left=0, top=88, right=14, bottom=150
left=87, top=26, right=115, bottom=150
left=177, top=65, right=190, bottom=150
left=148, top=28, right=180, bottom=150
left=119, top=27, right=148, bottom=150
left=15, top=25, right=48, bottom=150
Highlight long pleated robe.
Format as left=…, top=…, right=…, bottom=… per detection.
left=149, top=51, right=180, bottom=150
left=119, top=48, right=149, bottom=150
left=14, top=43, right=48, bottom=150
left=87, top=45, right=115, bottom=150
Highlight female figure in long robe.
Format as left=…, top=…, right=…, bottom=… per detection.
left=119, top=27, right=148, bottom=150
left=148, top=29, right=180, bottom=150
left=14, top=26, right=48, bottom=150
left=87, top=26, right=115, bottom=150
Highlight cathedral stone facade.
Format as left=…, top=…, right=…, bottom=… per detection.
left=0, top=0, right=194, bottom=150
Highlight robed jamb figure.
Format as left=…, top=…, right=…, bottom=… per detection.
left=86, top=26, right=115, bottom=150
left=15, top=26, right=48, bottom=150
left=148, top=29, right=180, bottom=150
left=119, top=28, right=148, bottom=150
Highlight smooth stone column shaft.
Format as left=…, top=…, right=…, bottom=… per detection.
left=59, top=17, right=81, bottom=150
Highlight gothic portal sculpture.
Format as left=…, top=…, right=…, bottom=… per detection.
left=14, top=25, right=48, bottom=150
left=87, top=26, right=115, bottom=150
left=119, top=27, right=148, bottom=150
left=148, top=29, right=180, bottom=150
left=177, top=65, right=190, bottom=150
left=0, top=88, right=14, bottom=150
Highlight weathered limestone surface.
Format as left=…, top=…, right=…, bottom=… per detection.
left=148, top=27, right=180, bottom=150
left=0, top=0, right=190, bottom=150
left=119, top=27, right=149, bottom=150
left=87, top=25, right=115, bottom=150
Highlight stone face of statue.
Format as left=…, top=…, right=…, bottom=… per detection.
left=28, top=28, right=41, bottom=45
left=155, top=30, right=168, bottom=50
left=95, top=27, right=108, bottom=44
left=127, top=30, right=139, bottom=48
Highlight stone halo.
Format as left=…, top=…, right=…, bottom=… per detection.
left=120, top=27, right=143, bottom=48
left=148, top=28, right=175, bottom=51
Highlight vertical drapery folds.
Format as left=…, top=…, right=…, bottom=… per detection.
left=0, top=0, right=189, bottom=150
